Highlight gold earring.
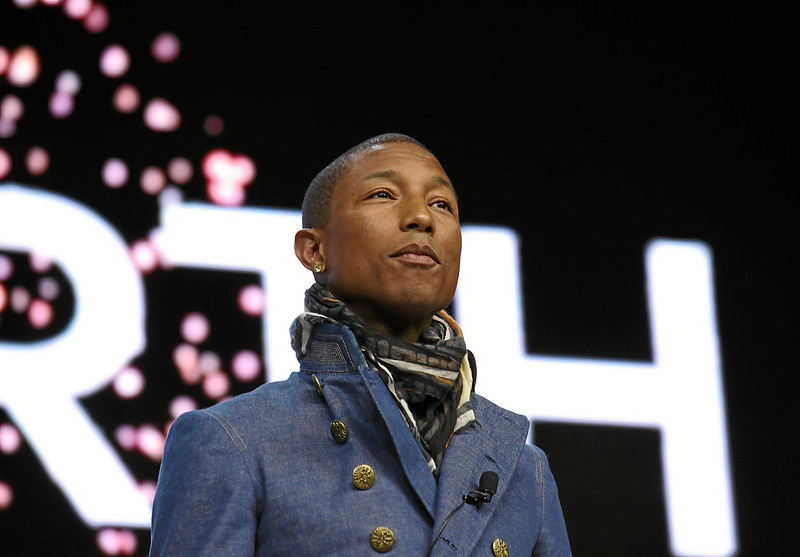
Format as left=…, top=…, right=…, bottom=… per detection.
left=313, top=263, right=323, bottom=273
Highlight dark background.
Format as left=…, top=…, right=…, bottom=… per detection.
left=1, top=1, right=797, bottom=555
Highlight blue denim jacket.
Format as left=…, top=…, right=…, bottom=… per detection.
left=150, top=323, right=572, bottom=556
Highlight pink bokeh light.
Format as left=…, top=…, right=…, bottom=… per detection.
left=0, top=47, right=9, bottom=75
left=151, top=32, right=181, bottom=63
left=0, top=120, right=16, bottom=139
left=96, top=527, right=138, bottom=556
left=157, top=185, right=184, bottom=206
left=83, top=3, right=109, bottom=33
left=202, top=149, right=256, bottom=207
left=168, top=395, right=197, bottom=419
left=0, top=283, right=7, bottom=313
left=38, top=276, right=60, bottom=300
left=232, top=350, right=262, bottom=382
left=0, top=423, right=22, bottom=454
left=135, top=424, right=165, bottom=461
left=198, top=351, right=221, bottom=376
left=29, top=252, right=53, bottom=273
left=140, top=166, right=167, bottom=195
left=0, top=254, right=13, bottom=280
left=26, top=146, right=50, bottom=175
left=10, top=286, right=30, bottom=312
left=112, top=84, right=139, bottom=113
left=99, top=44, right=130, bottom=78
left=27, top=298, right=54, bottom=329
left=7, top=45, right=40, bottom=87
left=238, top=284, right=265, bottom=316
left=202, top=370, right=230, bottom=400
left=55, top=69, right=81, bottom=95
left=129, top=239, right=159, bottom=273
left=10, top=286, right=29, bottom=312
left=138, top=480, right=158, bottom=506
left=181, top=312, right=210, bottom=344
left=63, top=0, right=92, bottom=19
left=49, top=90, right=75, bottom=118
left=173, top=343, right=201, bottom=384
left=1, top=94, right=24, bottom=121
left=203, top=149, right=256, bottom=184
left=113, top=366, right=145, bottom=399
left=0, top=481, right=13, bottom=510
left=143, top=97, right=181, bottom=132
left=167, top=157, right=193, bottom=185
left=114, top=424, right=137, bottom=451
left=0, top=148, right=11, bottom=179
left=102, top=157, right=129, bottom=188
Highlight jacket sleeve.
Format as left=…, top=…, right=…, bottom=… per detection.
left=531, top=445, right=572, bottom=557
left=150, top=409, right=258, bottom=557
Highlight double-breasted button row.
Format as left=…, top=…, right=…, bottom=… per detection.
left=315, top=378, right=391, bottom=552
left=353, top=463, right=385, bottom=550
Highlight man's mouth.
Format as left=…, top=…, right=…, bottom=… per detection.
left=390, top=243, right=440, bottom=265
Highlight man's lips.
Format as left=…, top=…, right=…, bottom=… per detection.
left=390, top=243, right=440, bottom=264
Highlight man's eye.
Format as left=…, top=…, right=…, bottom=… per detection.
left=371, top=190, right=390, bottom=199
left=432, top=200, right=451, bottom=210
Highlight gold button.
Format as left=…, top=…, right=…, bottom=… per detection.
left=330, top=420, right=348, bottom=443
left=492, top=538, right=509, bottom=557
left=352, top=464, right=375, bottom=490
left=370, top=526, right=394, bottom=552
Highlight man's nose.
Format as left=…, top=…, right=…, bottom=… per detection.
left=400, top=196, right=434, bottom=233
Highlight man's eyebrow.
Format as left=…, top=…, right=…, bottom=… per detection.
left=358, top=169, right=455, bottom=191
left=358, top=169, right=399, bottom=183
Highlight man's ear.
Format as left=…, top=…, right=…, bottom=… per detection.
left=294, top=228, right=325, bottom=273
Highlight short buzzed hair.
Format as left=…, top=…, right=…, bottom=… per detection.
left=301, top=133, right=432, bottom=229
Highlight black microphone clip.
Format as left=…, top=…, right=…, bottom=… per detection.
left=463, top=471, right=498, bottom=510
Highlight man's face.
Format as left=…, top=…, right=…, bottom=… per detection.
left=318, top=142, right=461, bottom=334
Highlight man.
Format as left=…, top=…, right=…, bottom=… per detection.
left=150, top=133, right=572, bottom=555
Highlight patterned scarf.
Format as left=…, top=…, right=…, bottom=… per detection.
left=292, top=283, right=476, bottom=474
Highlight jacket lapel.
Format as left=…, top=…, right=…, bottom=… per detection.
left=430, top=395, right=530, bottom=556
left=358, top=363, right=439, bottom=519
